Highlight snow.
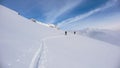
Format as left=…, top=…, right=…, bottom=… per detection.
left=0, top=5, right=120, bottom=68
left=0, top=5, right=63, bottom=68
left=44, top=35, right=120, bottom=68
left=29, top=19, right=57, bottom=28
left=79, top=28, right=120, bottom=46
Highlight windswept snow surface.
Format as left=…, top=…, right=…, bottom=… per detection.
left=0, top=5, right=120, bottom=68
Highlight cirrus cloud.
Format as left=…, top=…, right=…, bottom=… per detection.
left=57, top=0, right=118, bottom=29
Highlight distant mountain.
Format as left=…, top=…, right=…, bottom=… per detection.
left=78, top=28, right=120, bottom=46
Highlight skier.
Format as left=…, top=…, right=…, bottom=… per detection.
left=74, top=31, right=76, bottom=35
left=65, top=31, right=67, bottom=35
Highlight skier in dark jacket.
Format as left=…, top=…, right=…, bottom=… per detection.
left=74, top=31, right=76, bottom=35
left=65, top=31, right=67, bottom=35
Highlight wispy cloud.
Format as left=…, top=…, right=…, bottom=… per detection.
left=44, top=0, right=82, bottom=23
left=57, top=0, right=118, bottom=28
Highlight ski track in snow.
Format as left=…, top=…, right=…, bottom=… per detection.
left=29, top=35, right=65, bottom=68
left=29, top=41, right=44, bottom=68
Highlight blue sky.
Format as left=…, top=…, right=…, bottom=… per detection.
left=1, top=0, right=120, bottom=30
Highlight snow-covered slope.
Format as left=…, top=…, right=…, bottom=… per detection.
left=0, top=5, right=120, bottom=68
left=0, top=5, right=63, bottom=68
left=44, top=35, right=120, bottom=68
left=79, top=28, right=120, bottom=46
